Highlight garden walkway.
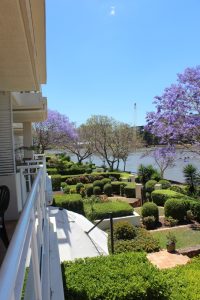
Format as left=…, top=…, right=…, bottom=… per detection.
left=147, top=250, right=190, bottom=269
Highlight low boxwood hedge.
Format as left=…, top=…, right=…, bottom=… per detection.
left=164, top=198, right=188, bottom=222
left=62, top=252, right=169, bottom=300
left=84, top=201, right=133, bottom=220
left=151, top=189, right=186, bottom=206
left=141, top=202, right=159, bottom=223
left=53, top=194, right=84, bottom=214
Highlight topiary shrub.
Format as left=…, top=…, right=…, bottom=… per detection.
left=53, top=194, right=84, bottom=214
left=145, top=180, right=157, bottom=193
left=93, top=186, right=101, bottom=196
left=111, top=182, right=126, bottom=195
left=86, top=185, right=93, bottom=197
left=93, top=180, right=104, bottom=191
left=190, top=201, right=200, bottom=222
left=141, top=202, right=159, bottom=223
left=101, top=178, right=111, bottom=186
left=103, top=183, right=113, bottom=196
left=114, top=221, right=137, bottom=240
left=63, top=185, right=70, bottom=194
left=159, top=179, right=171, bottom=189
left=76, top=182, right=84, bottom=193
left=143, top=216, right=156, bottom=229
left=164, top=198, right=187, bottom=222
left=47, top=168, right=58, bottom=175
left=151, top=189, right=186, bottom=206
left=169, top=185, right=187, bottom=194
left=51, top=175, right=62, bottom=191
left=124, top=186, right=136, bottom=198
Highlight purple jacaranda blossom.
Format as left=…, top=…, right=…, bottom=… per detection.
left=146, top=66, right=200, bottom=153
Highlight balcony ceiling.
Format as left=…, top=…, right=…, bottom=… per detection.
left=0, top=0, right=46, bottom=91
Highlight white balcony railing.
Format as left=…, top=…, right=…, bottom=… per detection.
left=0, top=164, right=49, bottom=300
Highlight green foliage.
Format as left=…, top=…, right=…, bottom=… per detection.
left=86, top=185, right=93, bottom=197
left=143, top=216, right=156, bottom=229
left=169, top=185, right=187, bottom=194
left=51, top=175, right=62, bottom=191
left=142, top=202, right=159, bottom=222
left=137, top=164, right=159, bottom=184
left=164, top=216, right=178, bottom=227
left=47, top=168, right=58, bottom=175
left=53, top=194, right=84, bottom=214
left=111, top=182, right=126, bottom=195
left=124, top=186, right=136, bottom=198
left=103, top=183, right=112, bottom=196
left=145, top=179, right=157, bottom=193
left=151, top=171, right=162, bottom=181
left=183, top=164, right=200, bottom=194
left=164, top=198, right=187, bottom=221
left=166, top=232, right=177, bottom=244
left=190, top=201, right=200, bottom=222
left=63, top=185, right=70, bottom=194
left=159, top=179, right=171, bottom=189
left=93, top=186, right=101, bottom=196
left=76, top=182, right=84, bottom=193
left=113, top=221, right=136, bottom=240
left=93, top=180, right=104, bottom=191
left=151, top=189, right=186, bottom=206
left=62, top=252, right=168, bottom=300
left=84, top=201, right=133, bottom=220
left=101, top=178, right=111, bottom=186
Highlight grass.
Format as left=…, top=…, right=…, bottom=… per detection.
left=134, top=206, right=164, bottom=216
left=151, top=227, right=200, bottom=249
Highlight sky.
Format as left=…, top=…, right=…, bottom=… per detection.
left=43, top=0, right=200, bottom=127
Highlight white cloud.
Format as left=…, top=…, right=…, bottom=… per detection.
left=110, top=6, right=115, bottom=16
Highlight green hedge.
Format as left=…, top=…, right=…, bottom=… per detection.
left=51, top=175, right=62, bottom=191
left=47, top=168, right=58, bottom=175
left=84, top=201, right=133, bottom=220
left=124, top=186, right=136, bottom=198
left=53, top=194, right=84, bottom=214
left=151, top=189, right=186, bottom=206
left=111, top=182, right=127, bottom=194
left=164, top=198, right=187, bottom=222
left=145, top=180, right=157, bottom=193
left=141, top=202, right=159, bottom=223
left=103, top=183, right=113, bottom=196
left=62, top=252, right=169, bottom=300
left=158, top=179, right=171, bottom=189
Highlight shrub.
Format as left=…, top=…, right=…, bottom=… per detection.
left=63, top=185, right=70, bottom=194
left=145, top=180, right=157, bottom=193
left=93, top=180, right=104, bottom=191
left=164, top=216, right=178, bottom=227
left=114, top=221, right=136, bottom=240
left=159, top=179, right=171, bottom=189
left=76, top=183, right=84, bottom=193
left=143, top=216, right=156, bottom=229
left=151, top=189, right=186, bottom=206
left=164, top=198, right=187, bottom=222
left=84, top=201, right=133, bottom=220
left=124, top=186, right=136, bottom=198
left=190, top=201, right=200, bottom=222
left=101, top=178, right=111, bottom=186
left=53, top=194, right=84, bottom=214
left=137, top=164, right=159, bottom=184
left=111, top=182, right=125, bottom=195
left=141, top=202, right=159, bottom=222
left=51, top=175, right=62, bottom=191
left=62, top=252, right=168, bottom=300
left=86, top=185, right=93, bottom=197
left=151, top=171, right=162, bottom=181
left=47, top=168, right=58, bottom=175
left=169, top=185, right=187, bottom=194
left=103, top=183, right=112, bottom=196
left=93, top=186, right=101, bottom=196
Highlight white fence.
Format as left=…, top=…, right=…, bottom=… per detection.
left=0, top=166, right=49, bottom=300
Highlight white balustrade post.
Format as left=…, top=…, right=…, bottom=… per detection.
left=135, top=183, right=143, bottom=199
left=31, top=212, right=42, bottom=300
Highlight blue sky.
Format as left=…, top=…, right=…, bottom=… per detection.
left=43, top=0, right=200, bottom=126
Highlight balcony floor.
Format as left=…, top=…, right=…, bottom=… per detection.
left=0, top=220, right=17, bottom=266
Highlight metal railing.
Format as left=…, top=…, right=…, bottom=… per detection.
left=0, top=166, right=47, bottom=300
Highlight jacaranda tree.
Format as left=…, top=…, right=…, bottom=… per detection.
left=146, top=66, right=200, bottom=154
left=33, top=109, right=76, bottom=153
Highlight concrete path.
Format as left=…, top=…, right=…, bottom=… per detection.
left=147, top=250, right=190, bottom=269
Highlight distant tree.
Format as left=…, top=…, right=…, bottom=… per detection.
left=146, top=66, right=200, bottom=154
left=183, top=164, right=200, bottom=194
left=33, top=109, right=76, bottom=153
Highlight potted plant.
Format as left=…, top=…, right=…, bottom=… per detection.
left=166, top=232, right=177, bottom=253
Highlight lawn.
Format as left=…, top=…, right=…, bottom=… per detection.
left=151, top=227, right=200, bottom=249
left=134, top=206, right=164, bottom=216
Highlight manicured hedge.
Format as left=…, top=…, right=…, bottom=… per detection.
left=53, top=194, right=84, bottom=214
left=84, top=201, right=133, bottom=220
left=124, top=186, right=136, bottom=198
left=47, top=168, right=58, bottom=175
left=151, top=189, right=186, bottom=206
left=158, top=179, right=171, bottom=189
left=164, top=198, right=187, bottom=222
left=103, top=183, right=112, bottom=196
left=111, top=182, right=126, bottom=195
left=62, top=252, right=169, bottom=300
left=51, top=175, right=62, bottom=191
left=145, top=180, right=157, bottom=193
left=141, top=202, right=159, bottom=223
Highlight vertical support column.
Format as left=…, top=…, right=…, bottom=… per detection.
left=0, top=92, right=19, bottom=220
left=23, top=122, right=33, bottom=159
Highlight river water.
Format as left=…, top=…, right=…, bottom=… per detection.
left=74, top=149, right=200, bottom=183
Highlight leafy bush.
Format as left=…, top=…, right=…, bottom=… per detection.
left=93, top=180, right=104, bottom=191
left=86, top=185, right=93, bottom=197
left=93, top=186, right=101, bottom=196
left=143, top=216, right=156, bottom=229
left=190, top=201, right=200, bottom=222
left=164, top=216, right=178, bottom=227
left=51, top=175, right=62, bottom=191
left=137, top=164, right=159, bottom=184
left=169, top=185, right=187, bottom=194
left=47, top=168, right=58, bottom=175
left=159, top=179, right=171, bottom=189
left=63, top=185, right=70, bottom=194
left=84, top=201, right=133, bottom=220
left=114, top=221, right=136, bottom=240
left=145, top=180, right=157, bottom=193
left=101, top=178, right=111, bottom=186
left=53, top=194, right=84, bottom=214
left=103, top=183, right=112, bottom=196
left=111, top=182, right=126, bottom=195
left=62, top=252, right=168, bottom=300
left=141, top=202, right=159, bottom=222
left=151, top=171, right=162, bottom=181
left=151, top=189, right=186, bottom=206
left=164, top=198, right=187, bottom=222
left=76, top=183, right=84, bottom=193
left=124, top=186, right=136, bottom=198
